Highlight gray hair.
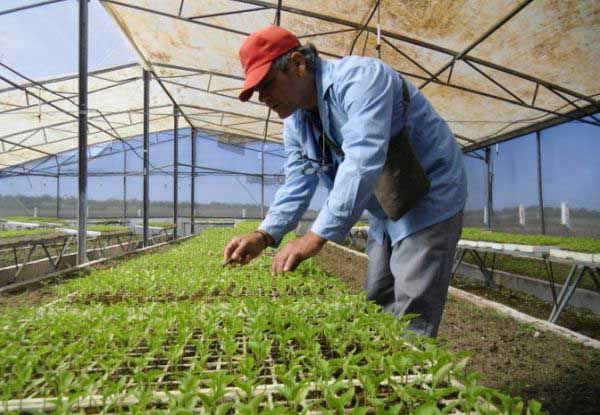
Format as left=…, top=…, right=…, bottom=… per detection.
left=272, top=43, right=318, bottom=72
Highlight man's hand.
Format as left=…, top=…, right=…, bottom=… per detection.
left=223, top=232, right=267, bottom=266
left=271, top=231, right=327, bottom=275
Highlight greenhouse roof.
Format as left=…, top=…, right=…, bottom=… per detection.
left=1, top=0, right=599, bottom=168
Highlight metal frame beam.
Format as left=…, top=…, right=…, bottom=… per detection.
left=151, top=54, right=598, bottom=148
left=188, top=6, right=267, bottom=20
left=0, top=74, right=126, bottom=146
left=0, top=63, right=138, bottom=94
left=0, top=105, right=172, bottom=156
left=463, top=104, right=599, bottom=152
left=0, top=125, right=286, bottom=178
left=0, top=0, right=68, bottom=17
left=173, top=106, right=179, bottom=238
left=485, top=147, right=493, bottom=230
left=232, top=0, right=598, bottom=110
left=56, top=161, right=60, bottom=218
left=0, top=63, right=140, bottom=116
left=123, top=145, right=127, bottom=219
left=190, top=127, right=196, bottom=234
left=418, top=0, right=533, bottom=89
left=77, top=0, right=88, bottom=265
left=142, top=69, right=150, bottom=247
left=536, top=131, right=546, bottom=235
left=101, top=0, right=250, bottom=36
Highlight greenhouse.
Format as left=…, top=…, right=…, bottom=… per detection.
left=1, top=0, right=599, bottom=414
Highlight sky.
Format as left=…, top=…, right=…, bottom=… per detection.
left=0, top=0, right=135, bottom=82
left=1, top=0, right=599, bottom=212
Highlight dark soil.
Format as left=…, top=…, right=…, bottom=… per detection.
left=0, top=285, right=60, bottom=308
left=342, top=241, right=600, bottom=340
left=314, top=243, right=600, bottom=415
left=451, top=275, right=600, bottom=340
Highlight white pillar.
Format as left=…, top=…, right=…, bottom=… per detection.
left=561, top=202, right=571, bottom=229
left=518, top=204, right=526, bottom=227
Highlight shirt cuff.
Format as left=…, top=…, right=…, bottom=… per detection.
left=258, top=215, right=289, bottom=248
left=310, top=206, right=352, bottom=244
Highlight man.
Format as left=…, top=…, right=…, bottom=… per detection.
left=223, top=25, right=467, bottom=337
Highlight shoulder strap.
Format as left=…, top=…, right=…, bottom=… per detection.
left=320, top=75, right=412, bottom=159
left=401, top=77, right=411, bottom=126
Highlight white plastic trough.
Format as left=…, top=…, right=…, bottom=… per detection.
left=549, top=248, right=596, bottom=263
left=55, top=228, right=101, bottom=238
left=5, top=221, right=41, bottom=229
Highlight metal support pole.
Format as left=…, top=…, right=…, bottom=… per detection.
left=173, top=106, right=179, bottom=239
left=143, top=69, right=150, bottom=247
left=56, top=164, right=60, bottom=218
left=123, top=147, right=127, bottom=219
left=77, top=0, right=88, bottom=265
left=536, top=130, right=546, bottom=234
left=485, top=147, right=493, bottom=230
left=191, top=127, right=196, bottom=234
left=261, top=109, right=272, bottom=220
left=261, top=141, right=265, bottom=219
left=549, top=266, right=587, bottom=323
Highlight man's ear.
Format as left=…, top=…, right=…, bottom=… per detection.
left=290, top=51, right=306, bottom=76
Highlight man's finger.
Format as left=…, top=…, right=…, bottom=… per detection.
left=223, top=237, right=241, bottom=261
left=283, top=253, right=300, bottom=272
left=231, top=240, right=249, bottom=262
left=240, top=253, right=254, bottom=265
left=270, top=256, right=277, bottom=276
left=272, top=251, right=286, bottom=275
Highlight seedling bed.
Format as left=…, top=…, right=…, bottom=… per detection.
left=0, top=232, right=71, bottom=249
left=0, top=232, right=74, bottom=282
left=1, top=300, right=531, bottom=414
left=461, top=228, right=600, bottom=254
left=68, top=283, right=340, bottom=305
left=0, top=224, right=543, bottom=414
left=3, top=341, right=460, bottom=414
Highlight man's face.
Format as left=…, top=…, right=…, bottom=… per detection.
left=254, top=54, right=315, bottom=119
left=255, top=68, right=297, bottom=119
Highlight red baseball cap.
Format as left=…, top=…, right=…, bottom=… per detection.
left=238, top=25, right=301, bottom=102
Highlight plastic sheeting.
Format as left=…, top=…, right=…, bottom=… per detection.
left=1, top=0, right=598, bottom=169
left=101, top=0, right=599, bottom=145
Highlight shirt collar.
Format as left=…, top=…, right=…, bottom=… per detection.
left=294, top=57, right=334, bottom=130
left=311, top=56, right=334, bottom=131
left=315, top=56, right=334, bottom=101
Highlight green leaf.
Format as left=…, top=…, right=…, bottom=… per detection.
left=215, top=402, right=235, bottom=415
left=433, top=362, right=454, bottom=388
left=413, top=401, right=441, bottom=415
left=527, top=399, right=543, bottom=415
left=453, top=356, right=470, bottom=373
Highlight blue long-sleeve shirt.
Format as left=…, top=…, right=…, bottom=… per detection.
left=259, top=56, right=467, bottom=246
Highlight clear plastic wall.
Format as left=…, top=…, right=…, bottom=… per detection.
left=1, top=114, right=598, bottom=237
left=541, top=116, right=600, bottom=237
left=463, top=114, right=600, bottom=237
left=462, top=152, right=487, bottom=228
left=491, top=134, right=541, bottom=234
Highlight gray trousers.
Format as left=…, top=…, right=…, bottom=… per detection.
left=365, top=211, right=463, bottom=338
